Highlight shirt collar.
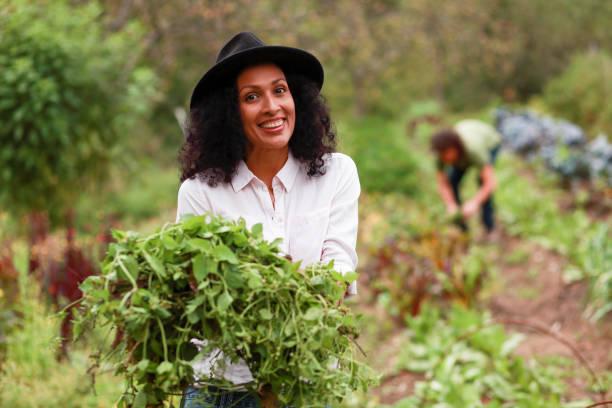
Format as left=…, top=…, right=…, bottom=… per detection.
left=275, top=152, right=300, bottom=192
left=231, top=160, right=256, bottom=192
left=231, top=152, right=301, bottom=193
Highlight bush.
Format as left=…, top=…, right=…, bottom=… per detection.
left=339, top=116, right=425, bottom=195
left=543, top=51, right=612, bottom=137
left=0, top=0, right=157, bottom=222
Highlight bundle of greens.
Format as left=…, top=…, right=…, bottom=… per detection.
left=75, top=214, right=374, bottom=407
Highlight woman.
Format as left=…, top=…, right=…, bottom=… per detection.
left=177, top=32, right=360, bottom=408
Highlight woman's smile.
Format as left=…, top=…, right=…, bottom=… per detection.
left=259, top=118, right=285, bottom=130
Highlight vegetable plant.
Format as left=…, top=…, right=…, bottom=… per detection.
left=365, top=229, right=484, bottom=318
left=75, top=214, right=375, bottom=407
left=391, top=306, right=590, bottom=407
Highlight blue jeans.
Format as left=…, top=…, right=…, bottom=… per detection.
left=180, top=386, right=323, bottom=408
left=448, top=145, right=501, bottom=232
left=180, top=386, right=261, bottom=408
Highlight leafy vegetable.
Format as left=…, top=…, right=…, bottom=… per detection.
left=75, top=214, right=375, bottom=407
left=390, top=306, right=589, bottom=407
left=365, top=229, right=484, bottom=318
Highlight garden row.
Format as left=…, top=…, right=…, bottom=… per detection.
left=340, top=112, right=610, bottom=407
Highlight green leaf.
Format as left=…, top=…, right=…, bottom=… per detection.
left=156, top=361, right=173, bottom=375
left=341, top=271, right=358, bottom=283
left=217, top=291, right=233, bottom=312
left=252, top=223, right=263, bottom=236
left=304, top=306, right=323, bottom=321
left=186, top=296, right=206, bottom=314
left=212, top=244, right=239, bottom=264
left=259, top=309, right=273, bottom=320
left=136, top=359, right=150, bottom=373
left=247, top=275, right=263, bottom=289
left=215, top=225, right=231, bottom=233
left=231, top=232, right=248, bottom=247
left=133, top=391, right=147, bottom=408
left=187, top=311, right=200, bottom=324
left=89, top=289, right=109, bottom=301
left=143, top=251, right=166, bottom=277
left=181, top=215, right=203, bottom=231
left=121, top=255, right=140, bottom=280
left=500, top=333, right=525, bottom=357
left=192, top=253, right=211, bottom=282
left=162, top=234, right=178, bottom=250
left=188, top=238, right=212, bottom=252
left=223, top=264, right=244, bottom=289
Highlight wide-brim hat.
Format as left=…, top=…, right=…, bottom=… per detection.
left=190, top=32, right=324, bottom=109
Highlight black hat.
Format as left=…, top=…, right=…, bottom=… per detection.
left=190, top=32, right=324, bottom=109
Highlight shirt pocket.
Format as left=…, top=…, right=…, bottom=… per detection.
left=289, top=208, right=330, bottom=265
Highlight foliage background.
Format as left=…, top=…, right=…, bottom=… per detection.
left=0, top=0, right=157, bottom=223
left=98, top=0, right=612, bottom=129
left=0, top=0, right=610, bottom=407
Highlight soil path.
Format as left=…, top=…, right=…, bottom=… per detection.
left=486, top=229, right=611, bottom=402
left=357, top=227, right=611, bottom=406
left=356, top=158, right=611, bottom=406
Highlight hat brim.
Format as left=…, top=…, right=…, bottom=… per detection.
left=190, top=46, right=324, bottom=109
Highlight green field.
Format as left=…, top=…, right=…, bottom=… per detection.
left=1, top=1, right=610, bottom=407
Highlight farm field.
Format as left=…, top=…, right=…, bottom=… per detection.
left=1, top=111, right=610, bottom=407
left=1, top=1, right=611, bottom=407
left=341, top=114, right=611, bottom=407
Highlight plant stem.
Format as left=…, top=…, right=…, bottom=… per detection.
left=156, top=317, right=169, bottom=362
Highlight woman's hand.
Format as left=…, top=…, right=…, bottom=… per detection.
left=258, top=384, right=279, bottom=408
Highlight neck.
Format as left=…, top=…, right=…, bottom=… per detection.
left=245, top=147, right=289, bottom=188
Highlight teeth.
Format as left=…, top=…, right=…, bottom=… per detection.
left=260, top=119, right=283, bottom=129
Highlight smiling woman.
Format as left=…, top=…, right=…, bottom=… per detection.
left=237, top=64, right=296, bottom=203
left=176, top=32, right=361, bottom=407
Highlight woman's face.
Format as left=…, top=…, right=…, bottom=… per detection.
left=236, top=63, right=296, bottom=154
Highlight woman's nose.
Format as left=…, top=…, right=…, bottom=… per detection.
left=261, top=93, right=280, bottom=113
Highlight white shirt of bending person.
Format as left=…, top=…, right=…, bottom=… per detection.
left=175, top=151, right=360, bottom=386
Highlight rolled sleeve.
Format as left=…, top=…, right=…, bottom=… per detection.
left=321, top=156, right=361, bottom=296
left=176, top=178, right=212, bottom=222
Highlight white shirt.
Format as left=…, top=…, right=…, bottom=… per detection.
left=176, top=152, right=360, bottom=385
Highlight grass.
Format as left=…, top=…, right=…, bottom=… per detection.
left=0, top=257, right=124, bottom=408
left=74, top=162, right=180, bottom=234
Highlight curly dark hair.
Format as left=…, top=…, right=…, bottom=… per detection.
left=430, top=128, right=466, bottom=159
left=179, top=72, right=336, bottom=184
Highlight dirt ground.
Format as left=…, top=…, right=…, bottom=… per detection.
left=487, top=230, right=611, bottom=401
left=356, top=227, right=612, bottom=406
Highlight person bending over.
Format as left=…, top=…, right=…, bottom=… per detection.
left=431, top=119, right=501, bottom=233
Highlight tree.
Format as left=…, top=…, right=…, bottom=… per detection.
left=0, top=0, right=157, bottom=224
left=544, top=50, right=612, bottom=136
left=99, top=0, right=612, bottom=118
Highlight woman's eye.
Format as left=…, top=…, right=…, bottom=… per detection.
left=275, top=87, right=287, bottom=94
left=244, top=93, right=258, bottom=102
